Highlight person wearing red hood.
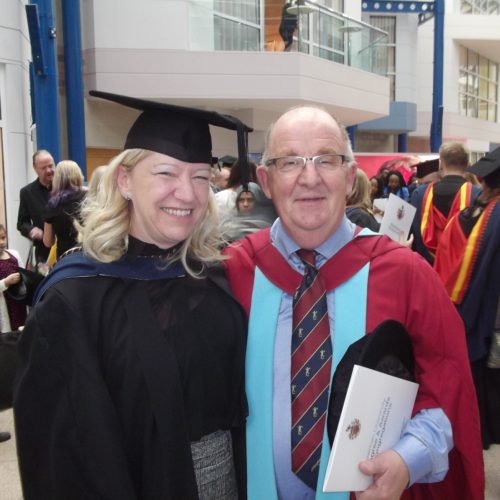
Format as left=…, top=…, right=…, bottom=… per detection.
left=224, top=106, right=484, bottom=500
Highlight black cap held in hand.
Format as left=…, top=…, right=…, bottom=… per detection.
left=326, top=320, right=415, bottom=446
left=5, top=267, right=44, bottom=305
left=89, top=90, right=253, bottom=184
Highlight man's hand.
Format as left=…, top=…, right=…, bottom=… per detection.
left=355, top=450, right=409, bottom=500
left=29, top=227, right=43, bottom=240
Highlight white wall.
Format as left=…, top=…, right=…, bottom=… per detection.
left=0, top=0, right=35, bottom=257
left=82, top=0, right=191, bottom=50
left=395, top=15, right=418, bottom=103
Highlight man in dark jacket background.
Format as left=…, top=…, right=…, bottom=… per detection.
left=17, top=150, right=55, bottom=263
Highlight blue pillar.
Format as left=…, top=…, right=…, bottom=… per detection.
left=398, top=133, right=408, bottom=152
left=62, top=0, right=87, bottom=178
left=26, top=0, right=61, bottom=161
left=346, top=125, right=357, bottom=151
left=430, top=0, right=444, bottom=152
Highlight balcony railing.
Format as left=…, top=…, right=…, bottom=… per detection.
left=206, top=0, right=388, bottom=77
left=285, top=0, right=388, bottom=75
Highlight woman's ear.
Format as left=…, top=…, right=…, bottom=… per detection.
left=116, top=165, right=131, bottom=198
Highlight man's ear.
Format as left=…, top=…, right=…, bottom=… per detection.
left=345, top=163, right=357, bottom=196
left=256, top=165, right=272, bottom=199
left=116, top=165, right=130, bottom=197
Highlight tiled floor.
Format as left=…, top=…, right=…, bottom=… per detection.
left=1, top=408, right=499, bottom=499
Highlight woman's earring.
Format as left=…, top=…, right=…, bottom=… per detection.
left=124, top=192, right=132, bottom=201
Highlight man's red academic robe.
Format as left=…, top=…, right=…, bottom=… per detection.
left=224, top=228, right=484, bottom=500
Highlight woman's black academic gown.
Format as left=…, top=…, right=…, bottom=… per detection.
left=14, top=241, right=247, bottom=499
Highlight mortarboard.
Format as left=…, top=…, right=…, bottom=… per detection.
left=467, top=146, right=500, bottom=185
left=89, top=90, right=253, bottom=184
left=415, top=158, right=439, bottom=179
left=326, top=320, right=415, bottom=446
left=219, top=155, right=238, bottom=167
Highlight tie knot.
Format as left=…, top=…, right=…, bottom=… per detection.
left=296, top=249, right=317, bottom=268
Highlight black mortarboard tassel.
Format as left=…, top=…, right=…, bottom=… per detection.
left=327, top=320, right=415, bottom=446
left=89, top=90, right=253, bottom=185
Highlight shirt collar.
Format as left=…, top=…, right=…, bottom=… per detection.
left=270, top=216, right=356, bottom=271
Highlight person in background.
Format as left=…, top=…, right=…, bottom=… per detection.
left=345, top=168, right=380, bottom=232
left=279, top=2, right=298, bottom=51
left=384, top=169, right=409, bottom=201
left=43, top=160, right=86, bottom=260
left=222, top=182, right=278, bottom=243
left=17, top=150, right=55, bottom=264
left=369, top=174, right=384, bottom=203
left=411, top=142, right=480, bottom=264
left=224, top=105, right=483, bottom=499
left=236, top=187, right=256, bottom=214
left=215, top=159, right=257, bottom=214
left=0, top=224, right=26, bottom=332
left=434, top=147, right=500, bottom=451
left=14, top=91, right=251, bottom=500
left=211, top=165, right=231, bottom=192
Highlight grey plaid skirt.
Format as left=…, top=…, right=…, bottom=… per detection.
left=191, top=429, right=238, bottom=499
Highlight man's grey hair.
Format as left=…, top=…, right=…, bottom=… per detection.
left=261, top=105, right=355, bottom=165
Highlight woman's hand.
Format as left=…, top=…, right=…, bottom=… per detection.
left=5, top=272, right=21, bottom=287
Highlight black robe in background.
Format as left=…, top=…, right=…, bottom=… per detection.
left=14, top=251, right=247, bottom=499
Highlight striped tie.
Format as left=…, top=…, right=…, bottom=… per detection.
left=291, top=249, right=332, bottom=489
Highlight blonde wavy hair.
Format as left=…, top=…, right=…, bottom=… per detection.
left=77, top=149, right=225, bottom=277
left=52, top=160, right=83, bottom=194
left=346, top=168, right=374, bottom=213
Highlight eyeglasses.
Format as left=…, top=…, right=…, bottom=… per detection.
left=265, top=154, right=347, bottom=174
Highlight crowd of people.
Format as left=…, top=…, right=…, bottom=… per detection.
left=0, top=96, right=497, bottom=499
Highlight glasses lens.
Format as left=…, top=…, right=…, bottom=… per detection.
left=275, top=156, right=304, bottom=172
left=315, top=154, right=343, bottom=169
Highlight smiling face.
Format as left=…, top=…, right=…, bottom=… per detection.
left=117, top=152, right=211, bottom=249
left=257, top=107, right=356, bottom=249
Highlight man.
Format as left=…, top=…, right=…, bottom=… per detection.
left=224, top=106, right=483, bottom=499
left=211, top=165, right=231, bottom=192
left=411, top=142, right=480, bottom=264
left=17, top=150, right=55, bottom=263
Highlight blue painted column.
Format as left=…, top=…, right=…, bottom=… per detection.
left=430, top=0, right=444, bottom=152
left=26, top=0, right=61, bottom=161
left=62, top=0, right=87, bottom=177
left=346, top=125, right=357, bottom=151
left=398, top=133, right=408, bottom=152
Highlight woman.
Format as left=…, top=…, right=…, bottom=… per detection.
left=346, top=169, right=380, bottom=232
left=14, top=91, right=251, bottom=500
left=43, top=160, right=86, bottom=260
left=384, top=169, right=410, bottom=201
left=369, top=174, right=384, bottom=203
left=434, top=148, right=500, bottom=450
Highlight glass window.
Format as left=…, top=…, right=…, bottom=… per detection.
left=370, top=16, right=396, bottom=100
left=214, top=0, right=260, bottom=51
left=459, top=46, right=467, bottom=72
left=458, top=46, right=498, bottom=122
left=460, top=0, right=500, bottom=14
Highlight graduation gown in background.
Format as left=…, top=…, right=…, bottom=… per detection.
left=14, top=252, right=247, bottom=500
left=224, top=228, right=484, bottom=500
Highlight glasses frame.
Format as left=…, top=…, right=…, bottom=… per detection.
left=264, top=154, right=348, bottom=173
